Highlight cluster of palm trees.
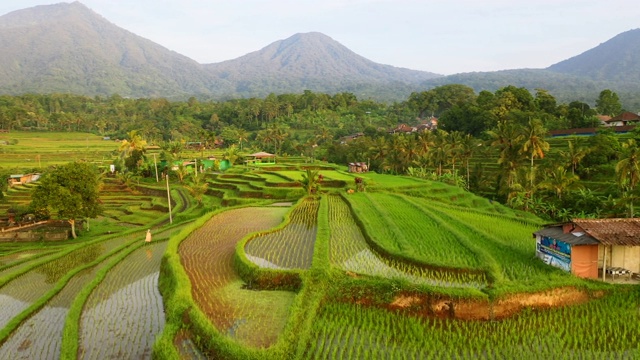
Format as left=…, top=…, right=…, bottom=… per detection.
left=342, top=128, right=478, bottom=189
left=332, top=118, right=640, bottom=220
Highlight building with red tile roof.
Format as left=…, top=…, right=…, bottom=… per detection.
left=534, top=218, right=640, bottom=280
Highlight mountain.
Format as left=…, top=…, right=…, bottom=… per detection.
left=0, top=2, right=440, bottom=100
left=204, top=32, right=442, bottom=98
left=0, top=2, right=229, bottom=98
left=547, top=29, right=640, bottom=83
left=420, top=29, right=640, bottom=108
left=0, top=2, right=639, bottom=106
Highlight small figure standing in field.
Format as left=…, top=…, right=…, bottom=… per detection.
left=145, top=229, right=152, bottom=243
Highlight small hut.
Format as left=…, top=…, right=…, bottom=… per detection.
left=7, top=173, right=40, bottom=187
left=245, top=152, right=276, bottom=166
left=347, top=162, right=369, bottom=173
left=534, top=218, right=640, bottom=280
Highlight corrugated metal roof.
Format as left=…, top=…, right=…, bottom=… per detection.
left=534, top=226, right=599, bottom=246
left=573, top=218, right=640, bottom=246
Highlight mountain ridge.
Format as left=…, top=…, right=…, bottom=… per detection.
left=0, top=2, right=639, bottom=106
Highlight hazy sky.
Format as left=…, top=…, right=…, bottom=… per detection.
left=1, top=0, right=638, bottom=75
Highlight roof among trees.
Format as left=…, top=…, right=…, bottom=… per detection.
left=609, top=111, right=640, bottom=121
left=572, top=218, right=640, bottom=246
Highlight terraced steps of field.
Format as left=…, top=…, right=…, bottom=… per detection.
left=79, top=240, right=169, bottom=359
left=245, top=198, right=319, bottom=270
left=327, top=195, right=486, bottom=288
left=0, top=225, right=183, bottom=359
left=346, top=192, right=482, bottom=270
left=178, top=206, right=294, bottom=348
left=0, top=249, right=118, bottom=359
left=205, top=175, right=302, bottom=203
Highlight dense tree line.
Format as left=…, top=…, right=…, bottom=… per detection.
left=1, top=86, right=634, bottom=220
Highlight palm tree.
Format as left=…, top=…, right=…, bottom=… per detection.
left=446, top=131, right=463, bottom=173
left=615, top=139, right=640, bottom=217
left=460, top=134, right=477, bottom=189
left=418, top=130, right=436, bottom=156
left=521, top=119, right=549, bottom=188
left=487, top=121, right=525, bottom=191
left=559, top=138, right=590, bottom=175
left=256, top=128, right=275, bottom=153
left=119, top=130, right=147, bottom=158
left=224, top=145, right=240, bottom=166
left=236, top=129, right=249, bottom=150
left=174, top=163, right=189, bottom=184
left=299, top=169, right=320, bottom=196
left=368, top=137, right=389, bottom=172
left=315, top=126, right=333, bottom=145
left=540, top=166, right=581, bottom=201
left=432, top=130, right=450, bottom=176
left=184, top=173, right=209, bottom=205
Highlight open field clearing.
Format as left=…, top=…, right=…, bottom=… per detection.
left=328, top=195, right=486, bottom=288
left=178, top=206, right=295, bottom=348
left=245, top=199, right=319, bottom=270
left=0, top=132, right=117, bottom=169
left=79, top=240, right=169, bottom=359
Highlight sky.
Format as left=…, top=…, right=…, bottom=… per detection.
left=1, top=0, right=639, bottom=75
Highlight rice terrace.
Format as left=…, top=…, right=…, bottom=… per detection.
left=0, top=131, right=639, bottom=360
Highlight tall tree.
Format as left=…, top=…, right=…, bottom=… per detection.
left=541, top=166, right=580, bottom=201
left=596, top=89, right=622, bottom=117
left=616, top=139, right=640, bottom=217
left=487, top=121, right=525, bottom=191
left=559, top=138, right=590, bottom=175
left=521, top=119, right=550, bottom=187
left=30, top=162, right=103, bottom=239
left=460, top=133, right=477, bottom=189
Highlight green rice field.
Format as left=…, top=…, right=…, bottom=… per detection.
left=0, top=137, right=637, bottom=359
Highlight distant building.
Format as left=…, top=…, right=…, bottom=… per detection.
left=348, top=162, right=369, bottom=173
left=7, top=173, right=40, bottom=187
left=603, top=111, right=640, bottom=127
left=388, top=117, right=438, bottom=135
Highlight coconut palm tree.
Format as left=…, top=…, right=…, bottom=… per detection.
left=300, top=169, right=320, bottom=196
left=460, top=134, right=477, bottom=189
left=236, top=128, right=249, bottom=151
left=521, top=118, right=549, bottom=187
left=559, top=138, right=590, bottom=175
left=119, top=130, right=147, bottom=158
left=432, top=130, right=450, bottom=176
left=540, top=166, right=581, bottom=201
left=184, top=173, right=209, bottom=205
left=487, top=121, right=525, bottom=192
left=615, top=139, right=640, bottom=217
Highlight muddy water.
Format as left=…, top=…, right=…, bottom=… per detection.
left=0, top=257, right=109, bottom=359
left=79, top=241, right=168, bottom=360
left=179, top=206, right=295, bottom=348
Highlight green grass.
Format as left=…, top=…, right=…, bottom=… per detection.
left=0, top=132, right=117, bottom=170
